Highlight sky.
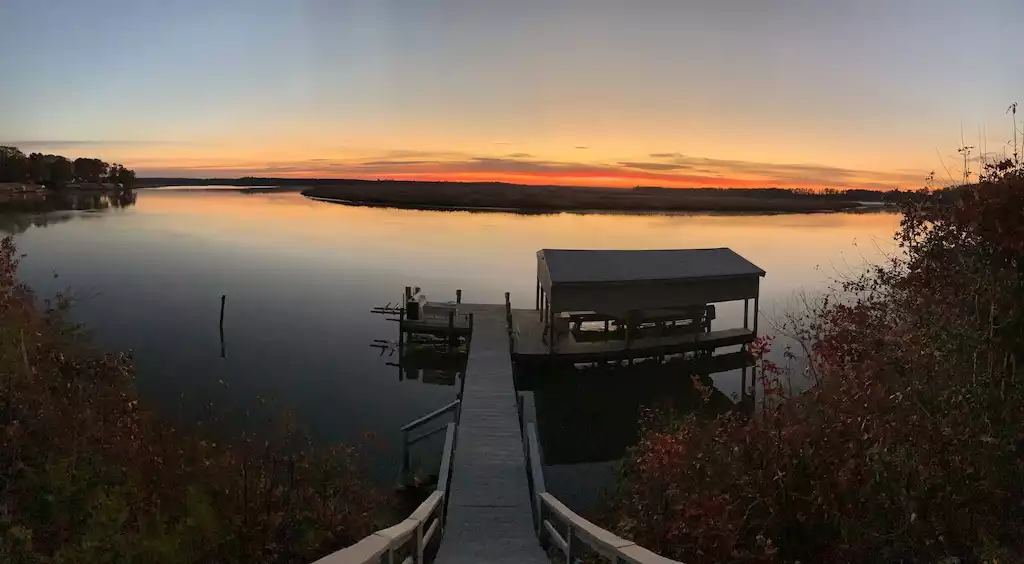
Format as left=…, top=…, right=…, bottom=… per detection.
left=2, top=0, right=1022, bottom=190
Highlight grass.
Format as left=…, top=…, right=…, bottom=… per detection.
left=301, top=181, right=864, bottom=213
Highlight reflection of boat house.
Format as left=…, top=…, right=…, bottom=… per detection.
left=521, top=350, right=752, bottom=465
left=516, top=248, right=765, bottom=361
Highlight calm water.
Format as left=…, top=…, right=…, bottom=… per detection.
left=4, top=188, right=902, bottom=512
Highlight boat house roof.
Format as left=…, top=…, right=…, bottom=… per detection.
left=535, top=248, right=765, bottom=315
left=538, top=248, right=765, bottom=285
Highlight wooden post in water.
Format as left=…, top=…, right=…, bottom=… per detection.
left=219, top=295, right=226, bottom=359
left=447, top=311, right=456, bottom=350
left=398, top=297, right=405, bottom=351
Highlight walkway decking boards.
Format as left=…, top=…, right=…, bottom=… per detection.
left=434, top=304, right=549, bottom=564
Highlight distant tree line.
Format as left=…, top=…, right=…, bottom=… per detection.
left=0, top=146, right=136, bottom=189
left=632, top=185, right=921, bottom=204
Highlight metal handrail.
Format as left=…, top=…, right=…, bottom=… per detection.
left=313, top=422, right=458, bottom=564
left=400, top=399, right=460, bottom=489
left=400, top=399, right=460, bottom=433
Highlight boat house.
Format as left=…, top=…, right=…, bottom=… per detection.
left=523, top=247, right=766, bottom=359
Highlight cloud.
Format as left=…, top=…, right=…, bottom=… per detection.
left=618, top=161, right=693, bottom=171
left=357, top=160, right=438, bottom=166
left=1, top=140, right=188, bottom=150
left=374, top=149, right=467, bottom=159
left=574, top=145, right=588, bottom=150
left=131, top=148, right=928, bottom=190
left=641, top=152, right=928, bottom=188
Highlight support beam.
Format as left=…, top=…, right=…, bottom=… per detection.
left=743, top=298, right=749, bottom=329
left=753, top=287, right=760, bottom=337
left=535, top=279, right=540, bottom=310
left=548, top=305, right=555, bottom=353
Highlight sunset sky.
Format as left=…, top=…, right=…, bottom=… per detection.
left=2, top=0, right=1022, bottom=190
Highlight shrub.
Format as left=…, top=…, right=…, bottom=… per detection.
left=0, top=236, right=393, bottom=564
left=606, top=159, right=1024, bottom=562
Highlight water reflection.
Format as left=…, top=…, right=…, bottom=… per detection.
left=371, top=338, right=468, bottom=387
left=521, top=350, right=752, bottom=466
left=520, top=349, right=755, bottom=513
left=0, top=192, right=137, bottom=234
left=9, top=188, right=901, bottom=493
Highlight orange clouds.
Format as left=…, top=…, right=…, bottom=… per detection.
left=4, top=140, right=928, bottom=190
left=131, top=152, right=926, bottom=191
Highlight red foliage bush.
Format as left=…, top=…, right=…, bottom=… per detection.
left=0, top=237, right=393, bottom=563
left=607, top=161, right=1024, bottom=562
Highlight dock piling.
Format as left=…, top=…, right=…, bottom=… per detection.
left=219, top=295, right=226, bottom=358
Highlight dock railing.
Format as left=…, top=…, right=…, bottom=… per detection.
left=313, top=422, right=457, bottom=564
left=505, top=292, right=516, bottom=356
left=517, top=391, right=684, bottom=564
left=399, top=399, right=460, bottom=484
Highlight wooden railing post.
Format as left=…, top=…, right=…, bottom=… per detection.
left=566, top=523, right=583, bottom=564
left=565, top=525, right=574, bottom=564
left=416, top=521, right=424, bottom=563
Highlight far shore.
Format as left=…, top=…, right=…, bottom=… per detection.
left=133, top=177, right=910, bottom=214
left=300, top=181, right=886, bottom=214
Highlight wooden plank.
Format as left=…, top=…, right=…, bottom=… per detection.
left=436, top=423, right=456, bottom=493
left=434, top=304, right=549, bottom=564
left=408, top=491, right=443, bottom=523
left=541, top=493, right=634, bottom=552
left=540, top=493, right=686, bottom=564
left=311, top=534, right=389, bottom=564
left=373, top=518, right=418, bottom=545
left=544, top=519, right=568, bottom=553
left=423, top=518, right=441, bottom=546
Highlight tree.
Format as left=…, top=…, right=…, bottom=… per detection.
left=73, top=157, right=109, bottom=183
left=48, top=156, right=73, bottom=188
left=27, top=152, right=47, bottom=183
left=0, top=146, right=28, bottom=182
left=115, top=166, right=136, bottom=188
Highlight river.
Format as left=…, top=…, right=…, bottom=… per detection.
left=4, top=187, right=902, bottom=513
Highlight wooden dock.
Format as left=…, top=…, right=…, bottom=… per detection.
left=434, top=304, right=549, bottom=564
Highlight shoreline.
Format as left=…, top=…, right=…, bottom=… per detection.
left=303, top=193, right=896, bottom=216
left=299, top=181, right=892, bottom=215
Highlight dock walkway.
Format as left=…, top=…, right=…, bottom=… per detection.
left=434, top=304, right=548, bottom=564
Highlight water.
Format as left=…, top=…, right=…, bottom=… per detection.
left=4, top=187, right=902, bottom=512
